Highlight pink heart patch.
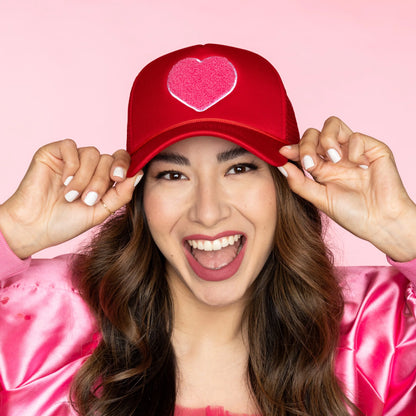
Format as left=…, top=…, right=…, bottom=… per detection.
left=167, top=56, right=237, bottom=112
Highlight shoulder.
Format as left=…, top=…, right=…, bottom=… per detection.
left=0, top=253, right=98, bottom=394
left=1, top=253, right=80, bottom=292
left=337, top=265, right=415, bottom=336
left=0, top=253, right=96, bottom=342
left=337, top=264, right=413, bottom=306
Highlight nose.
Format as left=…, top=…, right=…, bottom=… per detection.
left=188, top=176, right=231, bottom=228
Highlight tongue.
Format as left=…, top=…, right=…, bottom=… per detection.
left=192, top=244, right=239, bottom=269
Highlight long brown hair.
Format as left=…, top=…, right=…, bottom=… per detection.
left=70, top=164, right=359, bottom=415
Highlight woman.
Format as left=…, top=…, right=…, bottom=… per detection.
left=0, top=44, right=415, bottom=416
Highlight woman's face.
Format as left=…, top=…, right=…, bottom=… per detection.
left=143, top=136, right=277, bottom=307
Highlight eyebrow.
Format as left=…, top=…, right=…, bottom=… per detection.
left=151, top=152, right=190, bottom=166
left=151, top=146, right=249, bottom=166
left=216, top=146, right=249, bottom=163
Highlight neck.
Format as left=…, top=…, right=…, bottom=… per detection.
left=167, top=269, right=258, bottom=413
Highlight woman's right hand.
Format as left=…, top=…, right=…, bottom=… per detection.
left=0, top=139, right=142, bottom=259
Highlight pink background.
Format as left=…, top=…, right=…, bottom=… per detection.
left=0, top=1, right=415, bottom=265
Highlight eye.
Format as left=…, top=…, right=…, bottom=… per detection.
left=226, top=163, right=258, bottom=175
left=156, top=170, right=187, bottom=181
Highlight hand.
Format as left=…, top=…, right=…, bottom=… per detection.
left=279, top=116, right=416, bottom=262
left=0, top=139, right=142, bottom=258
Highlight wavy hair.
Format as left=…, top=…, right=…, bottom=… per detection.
left=70, top=164, right=359, bottom=416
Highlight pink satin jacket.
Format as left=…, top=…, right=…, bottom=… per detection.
left=1, top=232, right=416, bottom=416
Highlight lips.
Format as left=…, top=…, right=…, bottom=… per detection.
left=183, top=232, right=246, bottom=282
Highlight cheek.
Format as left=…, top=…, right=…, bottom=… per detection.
left=143, top=190, right=169, bottom=238
left=238, top=180, right=277, bottom=226
left=143, top=185, right=187, bottom=243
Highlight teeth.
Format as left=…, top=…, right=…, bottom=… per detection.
left=203, top=241, right=212, bottom=251
left=212, top=239, right=222, bottom=251
left=187, top=234, right=242, bottom=252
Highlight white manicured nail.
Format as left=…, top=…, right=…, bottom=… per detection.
left=65, top=190, right=79, bottom=202
left=134, top=174, right=143, bottom=187
left=113, top=167, right=125, bottom=178
left=303, top=155, right=315, bottom=170
left=277, top=166, right=288, bottom=177
left=359, top=164, right=369, bottom=170
left=84, top=191, right=98, bottom=206
left=64, top=176, right=73, bottom=186
left=327, top=148, right=341, bottom=163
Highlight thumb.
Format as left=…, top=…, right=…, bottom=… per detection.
left=278, top=162, right=327, bottom=211
left=97, top=172, right=143, bottom=218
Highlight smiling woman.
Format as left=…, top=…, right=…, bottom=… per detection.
left=71, top=133, right=342, bottom=415
left=1, top=44, right=416, bottom=416
left=144, top=137, right=276, bottom=294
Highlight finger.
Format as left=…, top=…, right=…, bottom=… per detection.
left=34, top=139, right=80, bottom=185
left=64, top=146, right=100, bottom=202
left=98, top=171, right=144, bottom=218
left=277, top=162, right=328, bottom=211
left=313, top=116, right=354, bottom=164
left=58, top=139, right=82, bottom=185
left=279, top=144, right=300, bottom=162
left=298, top=128, right=323, bottom=172
left=348, top=132, right=392, bottom=168
left=280, top=117, right=353, bottom=166
left=319, top=116, right=354, bottom=147
left=110, top=149, right=131, bottom=182
left=81, top=154, right=114, bottom=206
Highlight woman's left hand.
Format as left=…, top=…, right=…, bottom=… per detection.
left=279, top=116, right=416, bottom=262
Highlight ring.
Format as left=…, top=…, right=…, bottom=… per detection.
left=100, top=199, right=115, bottom=215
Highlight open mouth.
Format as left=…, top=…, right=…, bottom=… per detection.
left=183, top=233, right=246, bottom=281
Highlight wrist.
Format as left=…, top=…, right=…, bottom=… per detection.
left=0, top=204, right=41, bottom=259
left=370, top=202, right=416, bottom=262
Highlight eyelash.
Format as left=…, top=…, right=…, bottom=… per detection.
left=155, top=163, right=258, bottom=181
left=226, top=163, right=258, bottom=175
left=155, top=170, right=187, bottom=181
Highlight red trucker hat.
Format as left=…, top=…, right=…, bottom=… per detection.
left=126, top=44, right=300, bottom=177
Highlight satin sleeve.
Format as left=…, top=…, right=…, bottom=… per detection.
left=0, top=233, right=99, bottom=416
left=336, top=260, right=416, bottom=415
left=0, top=231, right=31, bottom=282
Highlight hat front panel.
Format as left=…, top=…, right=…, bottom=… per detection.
left=127, top=44, right=298, bottom=175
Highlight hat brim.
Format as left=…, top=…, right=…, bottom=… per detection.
left=127, top=119, right=290, bottom=177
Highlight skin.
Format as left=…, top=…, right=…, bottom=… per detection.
left=0, top=140, right=139, bottom=258
left=143, top=136, right=277, bottom=307
left=143, top=136, right=277, bottom=412
left=1, top=116, right=416, bottom=412
left=279, top=117, right=416, bottom=262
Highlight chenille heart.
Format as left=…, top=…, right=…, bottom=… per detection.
left=167, top=56, right=237, bottom=112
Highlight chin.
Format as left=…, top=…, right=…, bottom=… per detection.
left=170, top=263, right=253, bottom=308
left=195, top=287, right=249, bottom=308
